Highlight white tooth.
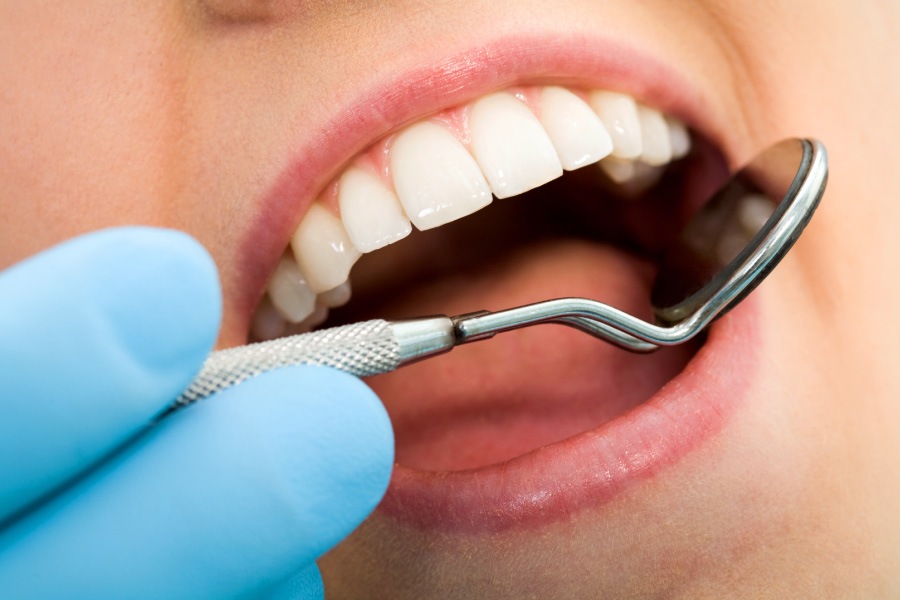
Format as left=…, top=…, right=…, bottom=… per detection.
left=318, top=280, right=352, bottom=308
left=637, top=105, right=672, bottom=166
left=298, top=304, right=329, bottom=332
left=539, top=86, right=613, bottom=171
left=339, top=167, right=412, bottom=252
left=589, top=91, right=642, bottom=159
left=291, top=203, right=361, bottom=294
left=391, top=122, right=492, bottom=230
left=599, top=156, right=665, bottom=196
left=283, top=304, right=330, bottom=336
left=267, top=255, right=317, bottom=323
left=666, top=116, right=691, bottom=159
left=598, top=156, right=640, bottom=184
left=250, top=295, right=287, bottom=342
left=469, top=92, right=563, bottom=199
left=738, top=193, right=773, bottom=235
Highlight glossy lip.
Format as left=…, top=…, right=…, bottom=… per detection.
left=230, top=33, right=740, bottom=340
left=379, top=300, right=758, bottom=534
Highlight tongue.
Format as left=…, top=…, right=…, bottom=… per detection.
left=361, top=238, right=695, bottom=472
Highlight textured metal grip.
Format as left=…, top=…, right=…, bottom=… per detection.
left=172, top=319, right=400, bottom=409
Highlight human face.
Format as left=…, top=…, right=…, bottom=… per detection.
left=3, top=1, right=899, bottom=596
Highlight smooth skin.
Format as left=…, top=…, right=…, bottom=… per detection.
left=2, top=1, right=899, bottom=597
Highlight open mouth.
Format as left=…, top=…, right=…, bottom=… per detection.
left=251, top=85, right=705, bottom=338
left=241, top=71, right=750, bottom=532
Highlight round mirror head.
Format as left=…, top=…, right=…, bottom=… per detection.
left=650, top=138, right=827, bottom=327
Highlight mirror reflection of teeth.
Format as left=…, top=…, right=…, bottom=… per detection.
left=738, top=193, right=775, bottom=234
left=250, top=85, right=692, bottom=342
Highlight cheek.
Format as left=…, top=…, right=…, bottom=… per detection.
left=0, top=2, right=189, bottom=268
left=717, top=0, right=900, bottom=450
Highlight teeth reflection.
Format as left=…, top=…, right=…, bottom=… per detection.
left=738, top=193, right=773, bottom=234
left=539, top=86, right=613, bottom=171
left=637, top=105, right=672, bottom=166
left=589, top=91, right=643, bottom=159
left=469, top=92, right=563, bottom=198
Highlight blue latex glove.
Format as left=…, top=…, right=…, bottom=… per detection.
left=0, top=228, right=393, bottom=599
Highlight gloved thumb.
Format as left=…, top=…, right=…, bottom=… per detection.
left=223, top=365, right=396, bottom=560
left=0, top=366, right=394, bottom=599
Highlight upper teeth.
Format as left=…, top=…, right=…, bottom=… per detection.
left=391, top=121, right=493, bottom=230
left=250, top=84, right=691, bottom=341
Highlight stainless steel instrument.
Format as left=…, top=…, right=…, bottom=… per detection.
left=171, top=138, right=827, bottom=410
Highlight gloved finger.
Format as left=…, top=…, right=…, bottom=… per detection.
left=263, top=563, right=324, bottom=600
left=0, top=366, right=394, bottom=600
left=0, top=227, right=221, bottom=522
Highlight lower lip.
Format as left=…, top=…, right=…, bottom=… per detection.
left=377, top=299, right=759, bottom=534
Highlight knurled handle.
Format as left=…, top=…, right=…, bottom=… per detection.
left=172, top=319, right=400, bottom=409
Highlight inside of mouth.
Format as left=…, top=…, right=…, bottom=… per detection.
left=318, top=135, right=727, bottom=472
left=331, top=136, right=724, bottom=308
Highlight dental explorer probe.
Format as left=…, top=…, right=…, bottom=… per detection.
left=170, top=138, right=826, bottom=411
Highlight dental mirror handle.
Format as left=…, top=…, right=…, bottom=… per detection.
left=168, top=309, right=656, bottom=413
left=170, top=318, right=455, bottom=411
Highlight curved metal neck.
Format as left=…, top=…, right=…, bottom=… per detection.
left=450, top=298, right=695, bottom=353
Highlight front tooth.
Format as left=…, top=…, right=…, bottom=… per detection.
left=291, top=203, right=361, bottom=293
left=339, top=167, right=412, bottom=253
left=390, top=121, right=492, bottom=230
left=666, top=116, right=691, bottom=159
left=268, top=255, right=317, bottom=323
left=539, top=86, right=613, bottom=171
left=636, top=105, right=672, bottom=166
left=469, top=92, right=563, bottom=199
left=589, top=91, right=643, bottom=159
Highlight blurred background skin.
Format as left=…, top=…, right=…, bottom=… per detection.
left=2, top=1, right=899, bottom=597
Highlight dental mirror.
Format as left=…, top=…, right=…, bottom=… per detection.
left=450, top=137, right=827, bottom=350
left=173, top=138, right=828, bottom=409
left=650, top=137, right=826, bottom=327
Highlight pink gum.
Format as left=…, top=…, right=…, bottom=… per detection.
left=319, top=85, right=553, bottom=214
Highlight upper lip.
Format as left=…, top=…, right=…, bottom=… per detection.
left=227, top=32, right=747, bottom=346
